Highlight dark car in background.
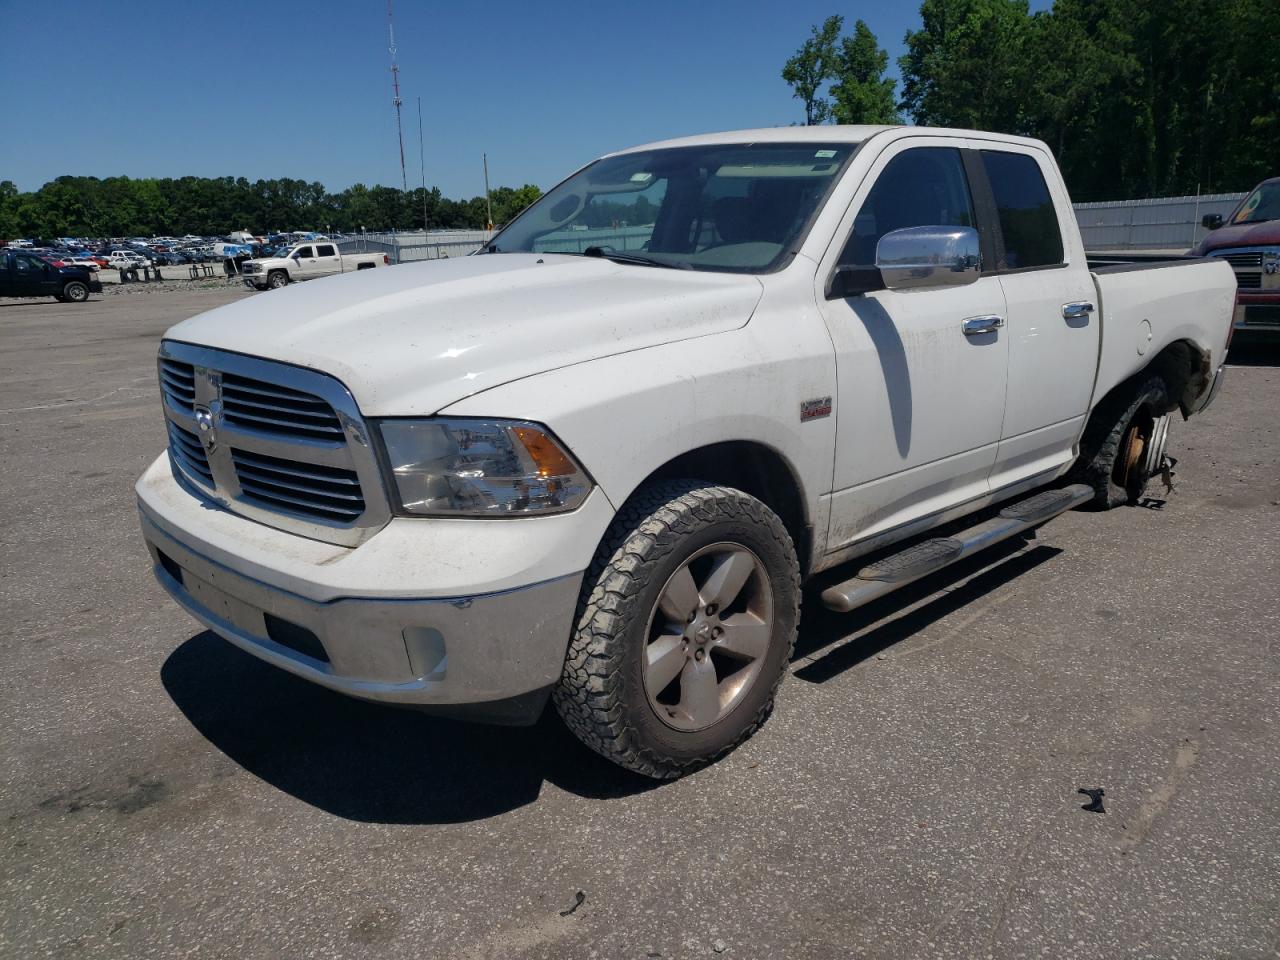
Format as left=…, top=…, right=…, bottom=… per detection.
left=1, top=249, right=102, bottom=302
left=1194, top=177, right=1280, bottom=336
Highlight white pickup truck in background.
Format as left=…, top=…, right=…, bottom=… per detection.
left=137, top=125, right=1235, bottom=779
left=239, top=240, right=387, bottom=290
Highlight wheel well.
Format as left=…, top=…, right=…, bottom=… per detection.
left=1147, top=339, right=1212, bottom=416
left=639, top=441, right=811, bottom=576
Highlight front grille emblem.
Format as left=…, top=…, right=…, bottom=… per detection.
left=194, top=404, right=218, bottom=453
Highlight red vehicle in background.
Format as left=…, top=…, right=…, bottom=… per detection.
left=1193, top=177, right=1280, bottom=336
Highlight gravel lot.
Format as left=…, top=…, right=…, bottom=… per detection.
left=2, top=287, right=1278, bottom=960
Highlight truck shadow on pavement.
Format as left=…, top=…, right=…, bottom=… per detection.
left=161, top=539, right=1062, bottom=825
left=791, top=540, right=1064, bottom=682
left=1225, top=335, right=1279, bottom=366
left=161, top=635, right=662, bottom=825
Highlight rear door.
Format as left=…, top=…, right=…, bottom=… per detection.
left=817, top=138, right=1010, bottom=550
left=313, top=243, right=341, bottom=276
left=972, top=146, right=1101, bottom=488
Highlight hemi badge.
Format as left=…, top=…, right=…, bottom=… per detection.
left=800, top=397, right=833, bottom=422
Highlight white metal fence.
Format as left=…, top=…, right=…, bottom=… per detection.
left=337, top=230, right=494, bottom=262
left=1072, top=193, right=1246, bottom=251
left=340, top=192, right=1251, bottom=264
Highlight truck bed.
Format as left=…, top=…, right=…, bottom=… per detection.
left=1088, top=256, right=1236, bottom=410
left=1085, top=251, right=1199, bottom=270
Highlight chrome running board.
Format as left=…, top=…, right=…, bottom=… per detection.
left=820, top=484, right=1094, bottom=613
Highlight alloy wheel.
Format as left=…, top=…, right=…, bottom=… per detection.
left=642, top=542, right=774, bottom=732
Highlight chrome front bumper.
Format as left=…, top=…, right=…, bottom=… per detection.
left=140, top=509, right=582, bottom=724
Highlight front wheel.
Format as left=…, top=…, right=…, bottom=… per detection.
left=267, top=270, right=289, bottom=289
left=553, top=481, right=800, bottom=779
left=61, top=280, right=89, bottom=303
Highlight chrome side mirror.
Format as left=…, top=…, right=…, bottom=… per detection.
left=876, top=225, right=981, bottom=290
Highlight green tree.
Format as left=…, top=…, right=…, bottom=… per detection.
left=782, top=15, right=843, bottom=125
left=489, top=184, right=542, bottom=225
left=899, top=0, right=1035, bottom=133
left=829, top=20, right=899, bottom=125
left=0, top=181, right=19, bottom=239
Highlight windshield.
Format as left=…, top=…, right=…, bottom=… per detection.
left=487, top=141, right=859, bottom=273
left=1232, top=182, right=1280, bottom=225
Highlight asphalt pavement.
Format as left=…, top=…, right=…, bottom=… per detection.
left=2, top=288, right=1278, bottom=959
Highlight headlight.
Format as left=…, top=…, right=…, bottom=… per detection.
left=377, top=418, right=592, bottom=516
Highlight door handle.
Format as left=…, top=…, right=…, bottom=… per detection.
left=962, top=315, right=1004, bottom=336
left=1063, top=301, right=1095, bottom=320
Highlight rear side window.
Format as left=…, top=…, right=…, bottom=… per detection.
left=839, top=147, right=975, bottom=267
left=316, top=244, right=336, bottom=257
left=980, top=151, right=1063, bottom=269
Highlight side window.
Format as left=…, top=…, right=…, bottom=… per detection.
left=315, top=244, right=336, bottom=257
left=839, top=147, right=974, bottom=267
left=294, top=246, right=313, bottom=258
left=15, top=254, right=41, bottom=273
left=980, top=151, right=1063, bottom=269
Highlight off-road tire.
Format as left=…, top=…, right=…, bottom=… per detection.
left=1069, top=373, right=1171, bottom=508
left=268, top=270, right=289, bottom=289
left=553, top=480, right=800, bottom=779
left=61, top=280, right=89, bottom=303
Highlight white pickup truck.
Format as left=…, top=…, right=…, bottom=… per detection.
left=239, top=240, right=387, bottom=290
left=137, top=126, right=1235, bottom=778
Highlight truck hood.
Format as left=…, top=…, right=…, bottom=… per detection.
left=1193, top=219, right=1280, bottom=254
left=166, top=253, right=763, bottom=415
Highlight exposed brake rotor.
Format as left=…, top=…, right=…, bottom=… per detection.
left=1118, top=423, right=1145, bottom=488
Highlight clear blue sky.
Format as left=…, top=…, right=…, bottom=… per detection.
left=1, top=0, right=1051, bottom=198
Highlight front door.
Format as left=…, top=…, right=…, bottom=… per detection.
left=11, top=252, right=52, bottom=296
left=291, top=245, right=318, bottom=278
left=817, top=140, right=1010, bottom=552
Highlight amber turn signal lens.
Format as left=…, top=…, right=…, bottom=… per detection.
left=513, top=426, right=577, bottom=477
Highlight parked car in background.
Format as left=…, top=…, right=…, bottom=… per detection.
left=67, top=255, right=101, bottom=271
left=137, top=125, right=1234, bottom=778
left=1, top=248, right=101, bottom=301
left=238, top=241, right=387, bottom=289
left=1193, top=176, right=1280, bottom=336
left=107, top=251, right=149, bottom=269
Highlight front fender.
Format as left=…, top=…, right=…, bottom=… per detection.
left=439, top=327, right=837, bottom=553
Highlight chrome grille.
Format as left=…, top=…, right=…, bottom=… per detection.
left=160, top=358, right=196, bottom=414
left=156, top=341, right=390, bottom=546
left=1216, top=252, right=1262, bottom=268
left=166, top=421, right=213, bottom=486
left=220, top=372, right=346, bottom=442
left=232, top=448, right=365, bottom=522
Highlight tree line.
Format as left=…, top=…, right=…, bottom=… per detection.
left=785, top=0, right=1277, bottom=200
left=0, top=176, right=542, bottom=240
left=6, top=0, right=1274, bottom=238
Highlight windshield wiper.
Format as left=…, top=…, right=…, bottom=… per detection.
left=581, top=246, right=684, bottom=269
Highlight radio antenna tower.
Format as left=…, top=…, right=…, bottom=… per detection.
left=387, top=0, right=408, bottom=193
